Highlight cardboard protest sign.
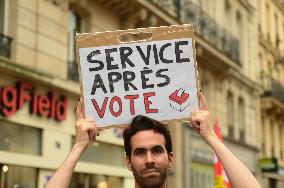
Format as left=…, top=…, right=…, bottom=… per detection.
left=76, top=25, right=199, bottom=128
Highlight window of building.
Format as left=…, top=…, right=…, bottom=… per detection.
left=0, top=164, right=38, bottom=188
left=275, top=14, right=280, bottom=48
left=0, top=121, right=42, bottom=155
left=0, top=0, right=12, bottom=58
left=224, top=0, right=231, bottom=29
left=0, top=0, right=9, bottom=34
left=67, top=10, right=82, bottom=81
left=227, top=91, right=234, bottom=138
left=266, top=4, right=270, bottom=40
left=261, top=116, right=265, bottom=155
left=282, top=23, right=284, bottom=52
left=236, top=11, right=242, bottom=36
left=238, top=97, right=245, bottom=142
left=201, top=78, right=210, bottom=109
left=0, top=0, right=5, bottom=33
left=267, top=60, right=273, bottom=79
left=236, top=11, right=243, bottom=62
left=199, top=0, right=209, bottom=13
left=270, top=121, right=275, bottom=157
left=279, top=125, right=283, bottom=160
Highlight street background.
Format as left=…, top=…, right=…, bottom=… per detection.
left=0, top=0, right=284, bottom=187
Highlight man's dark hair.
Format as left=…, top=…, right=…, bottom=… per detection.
left=123, top=115, right=172, bottom=158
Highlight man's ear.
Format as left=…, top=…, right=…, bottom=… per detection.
left=125, top=156, right=132, bottom=171
left=168, top=152, right=174, bottom=168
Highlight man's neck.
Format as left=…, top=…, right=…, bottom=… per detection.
left=135, top=182, right=166, bottom=188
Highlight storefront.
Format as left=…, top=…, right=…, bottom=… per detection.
left=0, top=65, right=133, bottom=188
left=183, top=124, right=214, bottom=188
left=259, top=158, right=284, bottom=188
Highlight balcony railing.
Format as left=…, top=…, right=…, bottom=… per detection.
left=264, top=79, right=284, bottom=103
left=67, top=61, right=79, bottom=81
left=151, top=0, right=240, bottom=65
left=0, top=33, right=12, bottom=58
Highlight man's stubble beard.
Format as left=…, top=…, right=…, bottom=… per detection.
left=132, top=165, right=168, bottom=188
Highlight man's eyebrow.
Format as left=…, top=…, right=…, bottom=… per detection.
left=151, top=145, right=164, bottom=150
left=133, top=147, right=146, bottom=152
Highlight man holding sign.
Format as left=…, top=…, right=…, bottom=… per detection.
left=46, top=25, right=260, bottom=188
left=45, top=91, right=261, bottom=188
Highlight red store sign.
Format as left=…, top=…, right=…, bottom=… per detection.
left=0, top=81, right=67, bottom=121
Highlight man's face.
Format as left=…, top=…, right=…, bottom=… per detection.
left=125, top=130, right=174, bottom=188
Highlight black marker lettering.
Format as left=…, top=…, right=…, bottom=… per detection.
left=159, top=43, right=173, bottom=64
left=123, top=71, right=138, bottom=91
left=91, top=74, right=107, bottom=95
left=175, top=41, right=190, bottom=63
left=156, top=68, right=170, bottom=87
left=108, top=72, right=122, bottom=93
left=136, top=45, right=151, bottom=65
left=87, top=50, right=104, bottom=71
left=120, top=47, right=135, bottom=68
left=105, top=48, right=119, bottom=70
left=141, top=67, right=154, bottom=89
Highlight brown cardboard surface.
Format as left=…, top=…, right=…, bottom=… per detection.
left=75, top=24, right=198, bottom=128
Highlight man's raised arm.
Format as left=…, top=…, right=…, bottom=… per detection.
left=45, top=98, right=97, bottom=188
left=189, top=91, right=261, bottom=188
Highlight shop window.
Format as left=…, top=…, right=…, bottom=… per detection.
left=0, top=121, right=42, bottom=155
left=70, top=173, right=123, bottom=188
left=190, top=163, right=213, bottom=188
left=0, top=164, right=38, bottom=188
left=72, top=137, right=125, bottom=167
left=81, top=141, right=124, bottom=167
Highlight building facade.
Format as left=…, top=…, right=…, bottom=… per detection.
left=0, top=0, right=266, bottom=187
left=151, top=0, right=261, bottom=187
left=258, top=0, right=284, bottom=187
left=0, top=0, right=134, bottom=187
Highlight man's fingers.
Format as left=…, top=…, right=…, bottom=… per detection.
left=76, top=98, right=84, bottom=120
left=197, top=90, right=208, bottom=111
left=89, top=127, right=97, bottom=141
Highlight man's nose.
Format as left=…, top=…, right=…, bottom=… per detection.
left=145, top=151, right=154, bottom=163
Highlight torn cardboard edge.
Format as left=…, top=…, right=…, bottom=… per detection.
left=75, top=24, right=199, bottom=129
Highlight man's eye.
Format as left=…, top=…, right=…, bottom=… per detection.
left=135, top=150, right=145, bottom=156
left=153, top=148, right=163, bottom=154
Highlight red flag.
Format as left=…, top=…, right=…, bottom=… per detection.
left=213, top=119, right=231, bottom=188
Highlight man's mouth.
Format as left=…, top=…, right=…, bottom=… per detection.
left=142, top=168, right=160, bottom=176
